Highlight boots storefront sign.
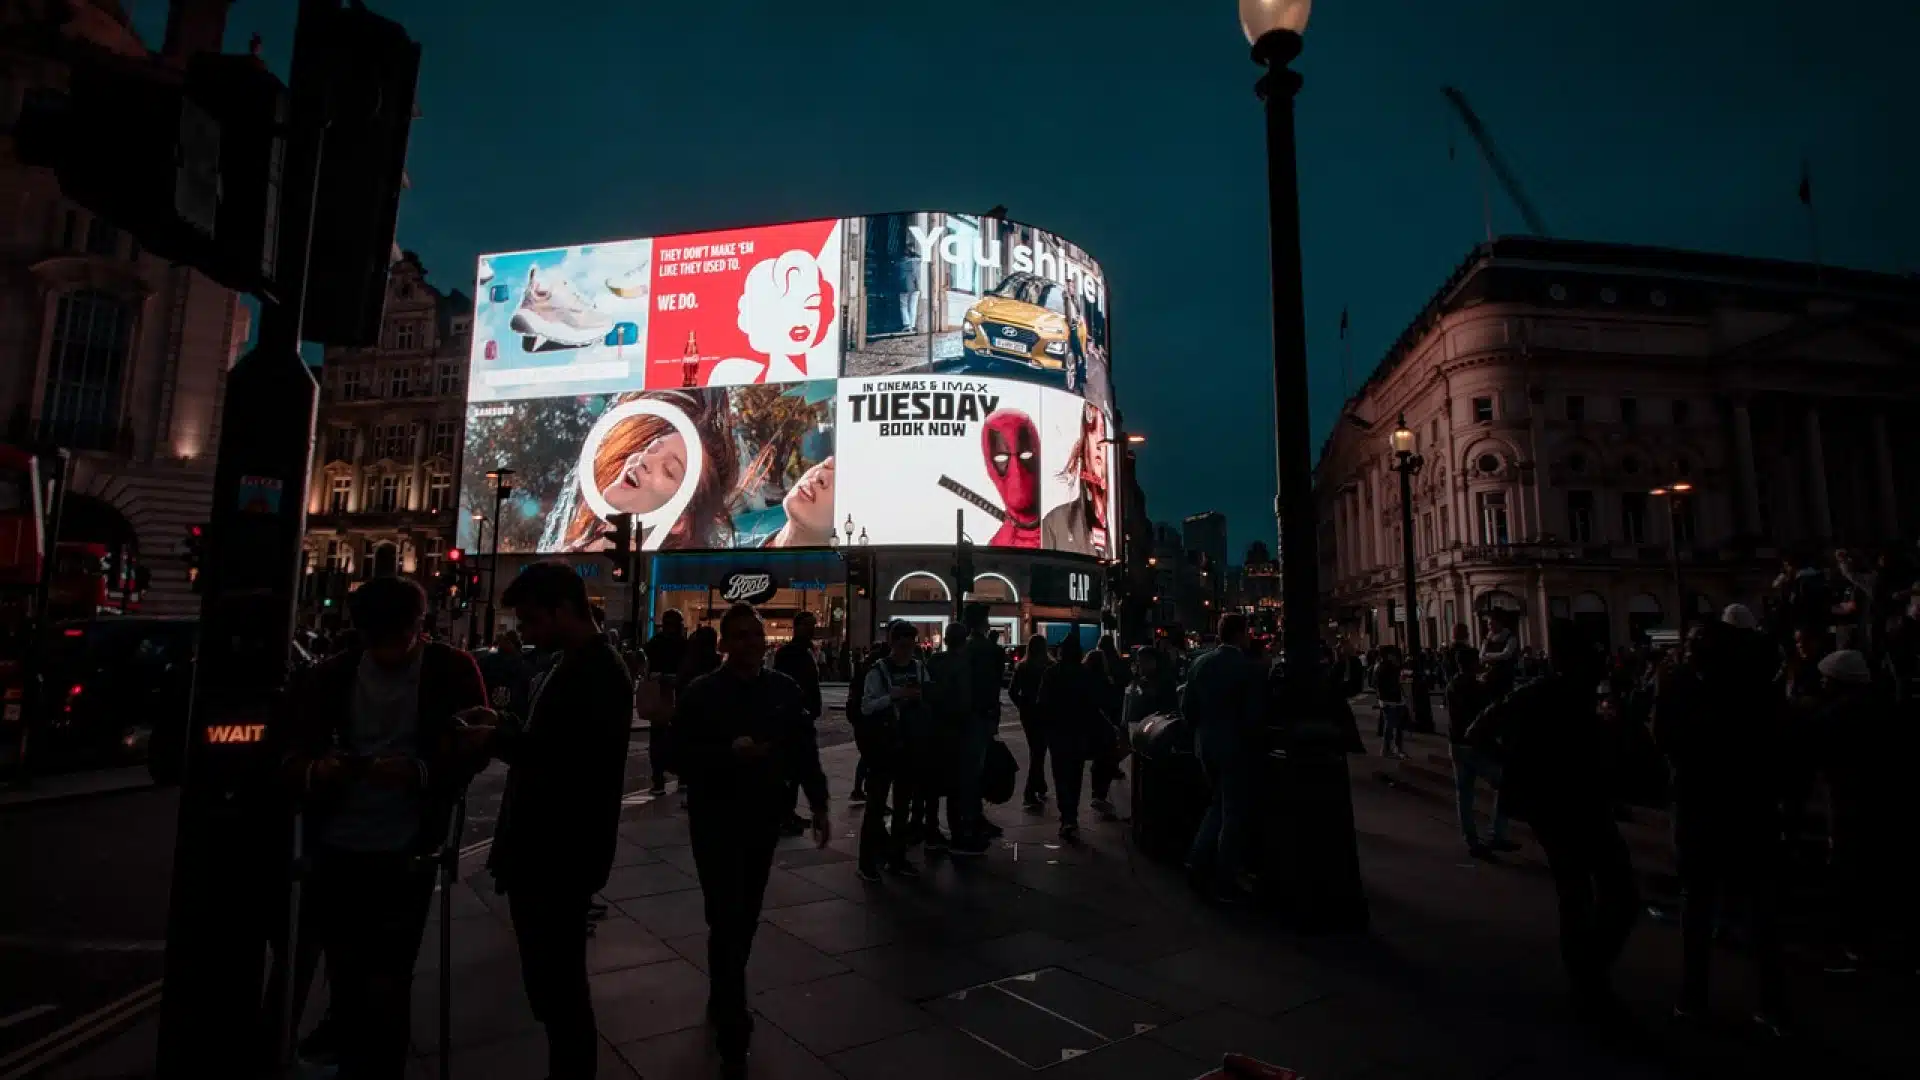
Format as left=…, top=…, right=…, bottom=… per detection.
left=720, top=570, right=778, bottom=605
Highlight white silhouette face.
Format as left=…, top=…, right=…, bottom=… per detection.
left=602, top=431, right=687, bottom=516
left=738, top=250, right=828, bottom=359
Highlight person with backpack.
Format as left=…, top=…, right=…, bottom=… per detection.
left=855, top=620, right=933, bottom=880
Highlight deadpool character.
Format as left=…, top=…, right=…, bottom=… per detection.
left=982, top=409, right=1041, bottom=547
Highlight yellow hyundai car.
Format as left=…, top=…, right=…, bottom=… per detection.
left=961, top=271, right=1079, bottom=371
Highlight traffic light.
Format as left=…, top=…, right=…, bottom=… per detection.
left=605, top=515, right=633, bottom=581
left=184, top=524, right=206, bottom=593
left=847, top=553, right=871, bottom=598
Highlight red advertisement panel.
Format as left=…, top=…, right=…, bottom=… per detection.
left=644, top=219, right=843, bottom=390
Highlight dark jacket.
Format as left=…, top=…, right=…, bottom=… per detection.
left=1467, top=671, right=1614, bottom=822
left=477, top=646, right=534, bottom=721
left=281, top=642, right=489, bottom=857
left=964, top=633, right=1006, bottom=727
left=674, top=665, right=828, bottom=822
left=644, top=630, right=688, bottom=684
left=1008, top=657, right=1049, bottom=716
left=1036, top=659, right=1108, bottom=743
left=487, top=639, right=633, bottom=897
left=772, top=639, right=823, bottom=721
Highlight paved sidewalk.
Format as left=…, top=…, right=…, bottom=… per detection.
left=0, top=765, right=153, bottom=811
left=51, top=718, right=1917, bottom=1079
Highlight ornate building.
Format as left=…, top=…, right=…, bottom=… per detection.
left=1316, top=237, right=1920, bottom=655
left=300, top=253, right=469, bottom=611
left=1, top=0, right=251, bottom=615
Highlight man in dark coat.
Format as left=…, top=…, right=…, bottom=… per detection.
left=479, top=563, right=634, bottom=1079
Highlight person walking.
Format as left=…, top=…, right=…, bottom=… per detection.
left=1036, top=635, right=1106, bottom=844
left=847, top=641, right=888, bottom=805
left=947, top=603, right=1007, bottom=853
left=476, top=564, right=633, bottom=1080
left=1468, top=620, right=1637, bottom=1021
left=1653, top=617, right=1791, bottom=1035
left=855, top=620, right=932, bottom=881
left=1009, top=637, right=1052, bottom=811
left=1083, top=647, right=1127, bottom=820
left=919, top=622, right=974, bottom=852
left=1444, top=634, right=1514, bottom=858
left=674, top=604, right=830, bottom=1076
left=773, top=611, right=825, bottom=838
left=282, top=577, right=491, bottom=1080
left=1372, top=646, right=1408, bottom=759
left=1181, top=614, right=1263, bottom=904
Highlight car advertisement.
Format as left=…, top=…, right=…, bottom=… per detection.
left=458, top=382, right=837, bottom=554
left=463, top=210, right=1120, bottom=558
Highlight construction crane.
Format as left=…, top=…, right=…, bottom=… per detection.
left=1441, top=86, right=1550, bottom=238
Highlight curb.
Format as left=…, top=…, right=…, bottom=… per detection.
left=0, top=775, right=159, bottom=814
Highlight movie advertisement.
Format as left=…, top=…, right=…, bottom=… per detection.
left=831, top=374, right=1050, bottom=547
left=644, top=219, right=843, bottom=390
left=841, top=212, right=1113, bottom=419
left=1036, top=386, right=1119, bottom=561
left=469, top=237, right=655, bottom=402
left=459, top=381, right=837, bottom=554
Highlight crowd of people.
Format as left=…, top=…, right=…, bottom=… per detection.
left=1345, top=545, right=1920, bottom=1035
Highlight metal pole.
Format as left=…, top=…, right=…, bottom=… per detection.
left=19, top=448, right=71, bottom=783
left=486, top=485, right=504, bottom=646
left=1668, top=497, right=1685, bottom=633
left=1255, top=32, right=1319, bottom=691
left=1396, top=462, right=1433, bottom=732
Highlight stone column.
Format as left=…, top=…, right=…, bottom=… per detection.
left=1805, top=405, right=1833, bottom=541
left=1731, top=399, right=1762, bottom=536
left=1872, top=411, right=1900, bottom=537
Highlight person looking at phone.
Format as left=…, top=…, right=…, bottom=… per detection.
left=672, top=602, right=829, bottom=1077
left=281, top=576, right=490, bottom=1080
left=470, top=562, right=634, bottom=1080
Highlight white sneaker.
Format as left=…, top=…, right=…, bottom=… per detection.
left=510, top=266, right=611, bottom=348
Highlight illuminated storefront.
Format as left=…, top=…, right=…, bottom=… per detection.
left=645, top=551, right=846, bottom=647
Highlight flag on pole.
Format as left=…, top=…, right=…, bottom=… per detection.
left=1797, top=159, right=1812, bottom=206
left=1339, top=306, right=1349, bottom=339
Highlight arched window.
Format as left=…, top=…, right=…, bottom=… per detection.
left=41, top=290, right=134, bottom=451
left=890, top=571, right=952, bottom=603
left=964, top=572, right=1019, bottom=603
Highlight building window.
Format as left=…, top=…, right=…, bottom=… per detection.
left=1622, top=492, right=1649, bottom=544
left=341, top=369, right=367, bottom=401
left=1619, top=397, right=1639, bottom=426
left=387, top=366, right=410, bottom=398
left=1675, top=498, right=1696, bottom=545
left=1671, top=399, right=1691, bottom=425
left=329, top=475, right=352, bottom=513
left=1476, top=453, right=1502, bottom=477
left=431, top=419, right=458, bottom=456
left=376, top=424, right=411, bottom=460
left=1567, top=490, right=1595, bottom=543
left=1565, top=395, right=1585, bottom=422
left=325, top=426, right=355, bottom=463
left=326, top=540, right=350, bottom=572
left=1477, top=491, right=1510, bottom=546
left=85, top=218, right=121, bottom=257
left=1472, top=397, right=1494, bottom=423
left=436, top=363, right=459, bottom=396
left=41, top=290, right=134, bottom=451
left=395, top=322, right=417, bottom=350
left=397, top=473, right=413, bottom=512
left=1429, top=417, right=1439, bottom=446
left=1439, top=506, right=1451, bottom=547
left=1421, top=511, right=1435, bottom=555
left=376, top=474, right=401, bottom=513
left=427, top=472, right=453, bottom=513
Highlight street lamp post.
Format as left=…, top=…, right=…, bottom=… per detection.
left=484, top=468, right=515, bottom=645
left=468, top=511, right=489, bottom=646
left=1650, top=481, right=1693, bottom=633
left=1389, top=416, right=1435, bottom=733
left=1241, top=0, right=1366, bottom=931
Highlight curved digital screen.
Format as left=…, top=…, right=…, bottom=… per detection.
left=459, top=211, right=1118, bottom=560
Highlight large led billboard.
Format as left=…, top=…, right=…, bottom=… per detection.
left=459, top=211, right=1118, bottom=559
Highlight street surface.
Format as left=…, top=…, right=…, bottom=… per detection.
left=4, top=685, right=1913, bottom=1078
left=0, top=685, right=858, bottom=1076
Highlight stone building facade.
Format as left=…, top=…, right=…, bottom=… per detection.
left=1, top=0, right=251, bottom=615
left=1315, top=237, right=1920, bottom=655
left=300, top=253, right=470, bottom=610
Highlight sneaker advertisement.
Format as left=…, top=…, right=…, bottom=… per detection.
left=460, top=209, right=1122, bottom=558
left=459, top=382, right=837, bottom=553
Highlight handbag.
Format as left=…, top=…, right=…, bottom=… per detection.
left=982, top=739, right=1019, bottom=805
left=634, top=676, right=673, bottom=726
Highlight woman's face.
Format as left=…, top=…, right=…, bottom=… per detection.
left=602, top=429, right=687, bottom=516
left=1083, top=409, right=1110, bottom=486
left=781, top=457, right=835, bottom=536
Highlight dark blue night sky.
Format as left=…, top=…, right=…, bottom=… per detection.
left=131, top=0, right=1920, bottom=556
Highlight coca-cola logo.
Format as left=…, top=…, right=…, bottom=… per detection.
left=720, top=571, right=777, bottom=605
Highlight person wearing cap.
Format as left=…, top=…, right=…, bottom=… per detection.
left=1811, top=648, right=1887, bottom=976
